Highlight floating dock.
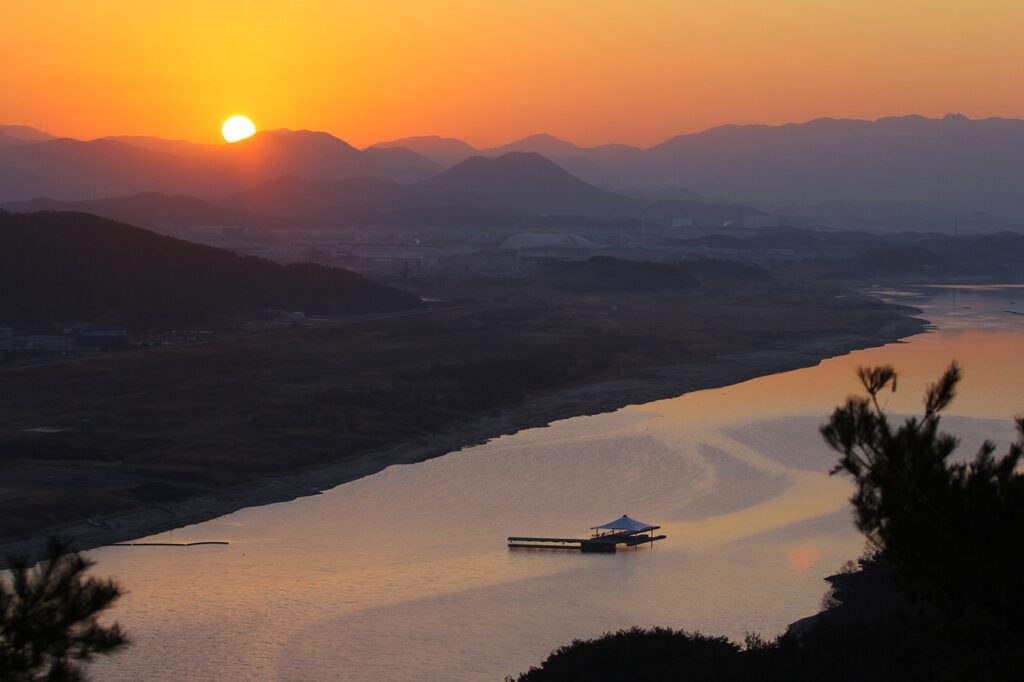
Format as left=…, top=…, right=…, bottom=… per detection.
left=508, top=515, right=667, bottom=553
left=111, top=541, right=230, bottom=547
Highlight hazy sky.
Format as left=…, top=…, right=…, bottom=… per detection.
left=3, top=1, right=1023, bottom=147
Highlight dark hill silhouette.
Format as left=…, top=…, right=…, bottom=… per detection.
left=0, top=132, right=33, bottom=152
left=0, top=125, right=54, bottom=142
left=0, top=211, right=420, bottom=327
left=211, top=129, right=369, bottom=191
left=0, top=126, right=55, bottom=152
left=371, top=133, right=642, bottom=184
left=0, top=130, right=441, bottom=202
left=610, top=114, right=1024, bottom=216
left=104, top=135, right=219, bottom=158
left=1, top=193, right=292, bottom=235
left=11, top=114, right=1024, bottom=217
left=369, top=135, right=477, bottom=168
left=411, top=152, right=638, bottom=217
left=0, top=137, right=207, bottom=202
left=481, top=133, right=638, bottom=162
left=361, top=145, right=442, bottom=182
left=479, top=134, right=640, bottom=186
left=0, top=138, right=763, bottom=228
left=190, top=129, right=439, bottom=184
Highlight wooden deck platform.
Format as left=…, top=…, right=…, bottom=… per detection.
left=508, top=530, right=666, bottom=553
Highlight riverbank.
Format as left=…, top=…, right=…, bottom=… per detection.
left=0, top=283, right=925, bottom=566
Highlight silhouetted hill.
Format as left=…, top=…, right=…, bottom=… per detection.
left=369, top=135, right=477, bottom=167
left=11, top=115, right=1024, bottom=218
left=227, top=163, right=762, bottom=227
left=0, top=211, right=420, bottom=327
left=609, top=114, right=1024, bottom=217
left=370, top=133, right=641, bottom=183
left=481, top=133, right=637, bottom=162
left=105, top=135, right=219, bottom=158
left=202, top=129, right=440, bottom=183
left=480, top=134, right=641, bottom=186
left=215, top=130, right=373, bottom=186
left=0, top=137, right=206, bottom=202
left=361, top=145, right=443, bottom=182
left=0, top=125, right=54, bottom=152
left=1, top=193, right=291, bottom=234
left=0, top=133, right=32, bottom=152
left=0, top=125, right=54, bottom=142
left=0, top=129, right=441, bottom=202
left=412, top=153, right=638, bottom=217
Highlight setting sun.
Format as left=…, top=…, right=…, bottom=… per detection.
left=222, top=115, right=256, bottom=143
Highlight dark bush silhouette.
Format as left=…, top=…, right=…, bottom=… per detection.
left=509, top=627, right=744, bottom=682
left=0, top=539, right=127, bottom=681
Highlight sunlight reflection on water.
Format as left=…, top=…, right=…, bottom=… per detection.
left=90, top=285, right=1024, bottom=681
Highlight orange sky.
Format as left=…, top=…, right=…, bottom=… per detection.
left=3, top=1, right=1023, bottom=148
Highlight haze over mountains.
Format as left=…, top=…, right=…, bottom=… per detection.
left=0, top=126, right=441, bottom=204
left=3, top=114, right=1024, bottom=229
left=3, top=153, right=763, bottom=233
left=379, top=115, right=1024, bottom=221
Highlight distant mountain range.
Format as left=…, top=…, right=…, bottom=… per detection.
left=3, top=114, right=1024, bottom=225
left=2, top=192, right=293, bottom=236
left=0, top=125, right=55, bottom=153
left=0, top=210, right=420, bottom=328
left=0, top=128, right=442, bottom=203
left=3, top=152, right=762, bottom=230
left=616, top=114, right=1024, bottom=217
left=372, top=133, right=640, bottom=187
left=375, top=115, right=1024, bottom=220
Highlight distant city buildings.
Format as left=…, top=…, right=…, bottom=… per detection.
left=0, top=327, right=133, bottom=354
left=500, top=233, right=594, bottom=251
left=13, top=334, right=71, bottom=351
left=77, top=329, right=129, bottom=348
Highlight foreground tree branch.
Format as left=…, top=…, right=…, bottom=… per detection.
left=0, top=539, right=128, bottom=681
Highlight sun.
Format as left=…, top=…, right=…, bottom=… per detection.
left=222, top=115, right=256, bottom=143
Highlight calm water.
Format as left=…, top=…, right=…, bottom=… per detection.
left=89, top=285, right=1024, bottom=681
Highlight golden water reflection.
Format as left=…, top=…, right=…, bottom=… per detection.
left=89, top=285, right=1023, bottom=681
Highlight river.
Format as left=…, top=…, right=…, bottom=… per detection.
left=88, top=284, right=1024, bottom=681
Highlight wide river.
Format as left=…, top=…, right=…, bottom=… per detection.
left=90, top=285, right=1024, bottom=681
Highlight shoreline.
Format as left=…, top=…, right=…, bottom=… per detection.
left=0, top=309, right=926, bottom=567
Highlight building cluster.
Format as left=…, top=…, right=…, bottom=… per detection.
left=0, top=327, right=129, bottom=353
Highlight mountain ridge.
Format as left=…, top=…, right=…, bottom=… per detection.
left=0, top=210, right=420, bottom=327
